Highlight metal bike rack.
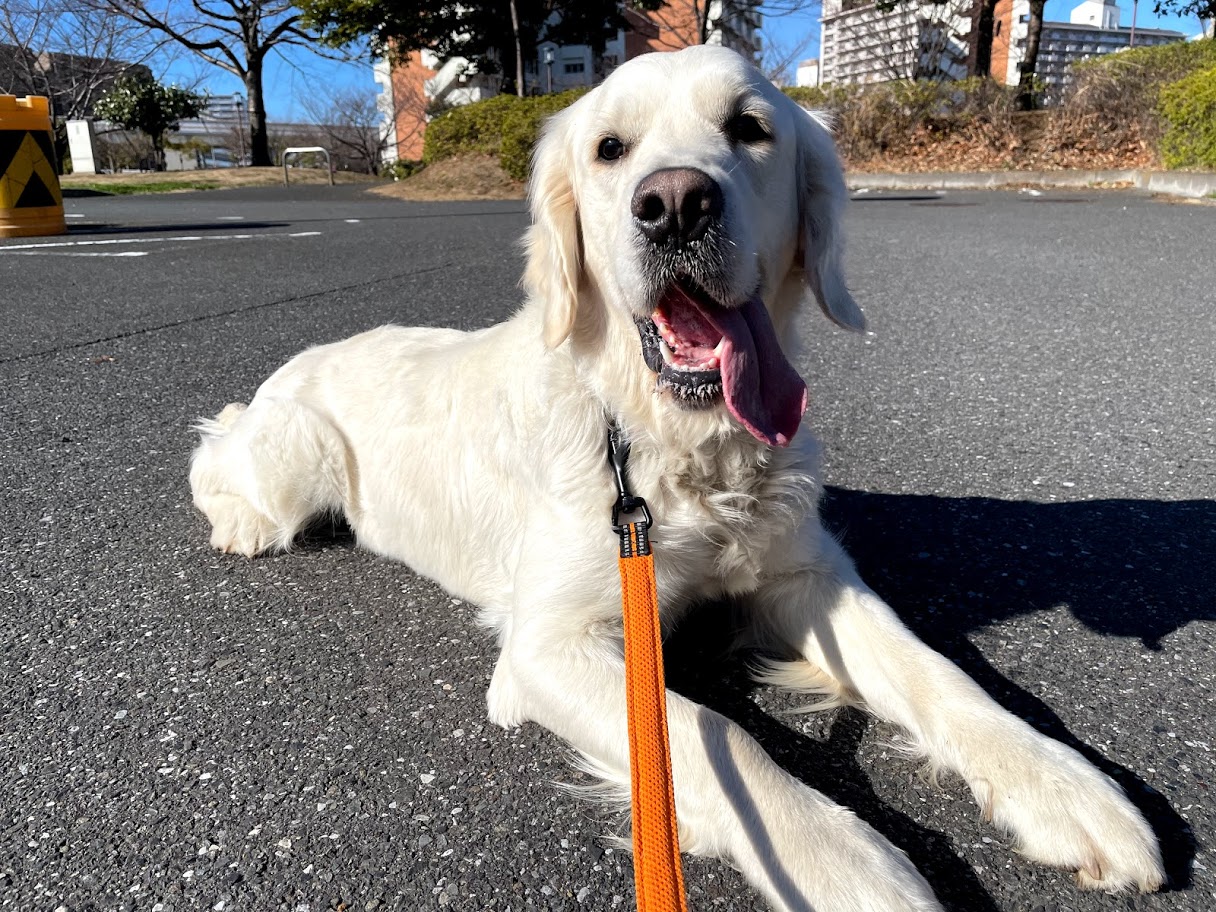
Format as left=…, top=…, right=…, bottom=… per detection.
left=282, top=146, right=334, bottom=186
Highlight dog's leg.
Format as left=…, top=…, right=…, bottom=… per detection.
left=748, top=532, right=1165, bottom=893
left=489, top=594, right=944, bottom=912
left=189, top=398, right=352, bottom=556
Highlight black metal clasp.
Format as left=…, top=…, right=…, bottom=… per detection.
left=608, top=423, right=652, bottom=535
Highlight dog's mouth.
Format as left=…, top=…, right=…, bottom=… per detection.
left=635, top=278, right=808, bottom=447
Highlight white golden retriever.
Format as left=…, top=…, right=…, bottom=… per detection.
left=190, top=46, right=1163, bottom=911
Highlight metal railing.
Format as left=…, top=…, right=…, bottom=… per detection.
left=282, top=146, right=334, bottom=186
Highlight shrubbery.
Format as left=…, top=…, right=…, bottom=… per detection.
left=422, top=94, right=522, bottom=163
left=385, top=158, right=424, bottom=181
left=782, top=79, right=1017, bottom=166
left=498, top=89, right=588, bottom=180
left=1159, top=66, right=1216, bottom=169
left=1049, top=38, right=1216, bottom=163
left=422, top=88, right=587, bottom=180
left=412, top=39, right=1216, bottom=182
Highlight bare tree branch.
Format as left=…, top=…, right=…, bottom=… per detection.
left=84, top=0, right=329, bottom=165
left=0, top=0, right=161, bottom=121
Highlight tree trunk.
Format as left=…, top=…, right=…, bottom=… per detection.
left=969, top=0, right=998, bottom=78
left=509, top=0, right=524, bottom=97
left=245, top=57, right=272, bottom=167
left=1015, top=0, right=1046, bottom=110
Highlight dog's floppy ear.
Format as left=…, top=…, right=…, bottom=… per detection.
left=794, top=107, right=866, bottom=333
left=524, top=105, right=583, bottom=349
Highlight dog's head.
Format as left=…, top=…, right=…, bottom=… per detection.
left=524, top=45, right=862, bottom=448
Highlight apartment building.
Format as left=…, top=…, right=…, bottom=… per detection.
left=817, top=0, right=1184, bottom=95
left=818, top=0, right=972, bottom=85
left=379, top=1, right=763, bottom=162
left=992, top=0, right=1185, bottom=97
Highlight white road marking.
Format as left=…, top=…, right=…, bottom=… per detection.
left=2, top=250, right=149, bottom=257
left=0, top=231, right=322, bottom=253
left=216, top=216, right=245, bottom=221
left=344, top=219, right=361, bottom=223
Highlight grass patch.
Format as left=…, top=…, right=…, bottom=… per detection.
left=66, top=180, right=221, bottom=195
left=60, top=166, right=386, bottom=195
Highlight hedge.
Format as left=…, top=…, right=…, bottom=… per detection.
left=422, top=88, right=587, bottom=180
left=1051, top=37, right=1216, bottom=161
left=1159, top=65, right=1216, bottom=169
left=418, top=40, right=1216, bottom=181
left=782, top=80, right=1016, bottom=164
left=422, top=94, right=522, bottom=164
left=499, top=89, right=589, bottom=181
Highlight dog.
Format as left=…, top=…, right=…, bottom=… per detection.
left=189, top=45, right=1164, bottom=911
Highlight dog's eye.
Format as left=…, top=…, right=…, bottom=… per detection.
left=726, top=113, right=770, bottom=145
left=597, top=137, right=625, bottom=162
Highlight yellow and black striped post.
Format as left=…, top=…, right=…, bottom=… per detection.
left=0, top=96, right=66, bottom=239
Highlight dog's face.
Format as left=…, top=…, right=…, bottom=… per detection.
left=525, top=45, right=863, bottom=447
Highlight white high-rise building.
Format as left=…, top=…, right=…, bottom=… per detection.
left=817, top=0, right=1185, bottom=99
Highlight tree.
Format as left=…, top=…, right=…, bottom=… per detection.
left=967, top=0, right=999, bottom=78
left=1015, top=0, right=1046, bottom=109
left=298, top=85, right=391, bottom=173
left=93, top=72, right=203, bottom=166
left=86, top=0, right=320, bottom=166
left=0, top=0, right=157, bottom=164
left=297, top=0, right=662, bottom=95
left=1151, top=0, right=1216, bottom=23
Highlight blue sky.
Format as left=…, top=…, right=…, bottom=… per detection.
left=160, top=1, right=1210, bottom=122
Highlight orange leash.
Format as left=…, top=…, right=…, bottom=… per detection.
left=610, top=428, right=690, bottom=912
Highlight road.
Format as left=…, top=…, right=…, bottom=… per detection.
left=1, top=185, right=1213, bottom=912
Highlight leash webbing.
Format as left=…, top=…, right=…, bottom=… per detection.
left=609, top=427, right=690, bottom=912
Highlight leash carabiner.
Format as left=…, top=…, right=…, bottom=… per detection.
left=609, top=424, right=653, bottom=536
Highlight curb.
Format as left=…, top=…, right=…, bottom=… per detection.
left=847, top=169, right=1216, bottom=199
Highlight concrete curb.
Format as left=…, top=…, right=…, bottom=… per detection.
left=848, top=169, right=1216, bottom=199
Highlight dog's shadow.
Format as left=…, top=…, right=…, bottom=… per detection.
left=666, top=488, right=1210, bottom=908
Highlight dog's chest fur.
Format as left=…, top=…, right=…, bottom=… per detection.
left=633, top=434, right=822, bottom=602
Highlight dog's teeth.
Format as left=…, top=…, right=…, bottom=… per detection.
left=659, top=338, right=675, bottom=364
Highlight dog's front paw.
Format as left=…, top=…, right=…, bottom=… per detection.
left=972, top=736, right=1164, bottom=892
left=196, top=492, right=280, bottom=557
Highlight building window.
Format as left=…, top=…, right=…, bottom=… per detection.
left=1019, top=13, right=1029, bottom=22
left=563, top=61, right=585, bottom=74
left=995, top=19, right=1002, bottom=35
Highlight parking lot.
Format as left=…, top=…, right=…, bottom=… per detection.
left=2, top=185, right=1213, bottom=911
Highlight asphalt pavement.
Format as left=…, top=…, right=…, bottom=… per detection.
left=1, top=184, right=1213, bottom=912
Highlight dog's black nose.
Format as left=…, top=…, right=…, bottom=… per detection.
left=631, top=168, right=723, bottom=247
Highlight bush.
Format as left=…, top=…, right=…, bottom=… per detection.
left=423, top=94, right=523, bottom=164
left=782, top=86, right=832, bottom=110
left=385, top=158, right=424, bottom=181
left=1159, top=66, right=1216, bottom=169
left=783, top=80, right=1016, bottom=165
left=499, top=88, right=587, bottom=181
left=1050, top=38, right=1216, bottom=161
left=423, top=89, right=587, bottom=180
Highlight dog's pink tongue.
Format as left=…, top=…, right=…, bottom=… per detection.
left=703, top=297, right=807, bottom=447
